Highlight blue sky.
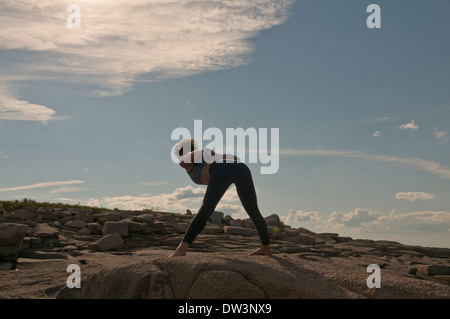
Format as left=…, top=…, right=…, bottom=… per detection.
left=1, top=0, right=449, bottom=248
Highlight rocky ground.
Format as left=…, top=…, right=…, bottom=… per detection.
left=1, top=206, right=449, bottom=299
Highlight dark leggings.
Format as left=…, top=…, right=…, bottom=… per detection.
left=182, top=162, right=270, bottom=246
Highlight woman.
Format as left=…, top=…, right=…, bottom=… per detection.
left=169, top=138, right=272, bottom=257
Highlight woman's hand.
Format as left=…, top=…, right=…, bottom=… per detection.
left=179, top=161, right=192, bottom=169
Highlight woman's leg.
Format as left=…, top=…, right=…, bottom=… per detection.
left=181, top=167, right=232, bottom=246
left=234, top=164, right=271, bottom=254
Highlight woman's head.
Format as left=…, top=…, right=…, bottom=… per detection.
left=173, top=138, right=199, bottom=160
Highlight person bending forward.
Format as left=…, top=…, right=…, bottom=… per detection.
left=169, top=138, right=272, bottom=257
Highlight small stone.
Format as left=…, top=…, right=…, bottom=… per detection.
left=416, top=265, right=450, bottom=276
left=56, top=210, right=72, bottom=219
left=203, top=224, right=224, bottom=234
left=209, top=211, right=224, bottom=227
left=298, top=234, right=317, bottom=245
left=407, top=267, right=417, bottom=275
left=124, top=219, right=146, bottom=233
left=73, top=210, right=93, bottom=223
left=42, top=210, right=58, bottom=221
left=65, top=220, right=87, bottom=228
left=230, top=219, right=243, bottom=227
left=6, top=209, right=34, bottom=221
left=78, top=228, right=91, bottom=235
left=0, top=246, right=20, bottom=261
left=88, top=234, right=123, bottom=251
left=242, top=219, right=255, bottom=229
left=298, top=227, right=317, bottom=236
left=102, top=221, right=128, bottom=236
left=33, top=223, right=59, bottom=238
left=333, top=236, right=352, bottom=243
left=132, top=214, right=155, bottom=223
left=222, top=215, right=233, bottom=226
left=96, top=213, right=122, bottom=224
left=264, top=214, right=282, bottom=227
left=285, top=228, right=299, bottom=236
left=224, top=226, right=257, bottom=236
left=397, top=254, right=413, bottom=263
left=0, top=223, right=29, bottom=246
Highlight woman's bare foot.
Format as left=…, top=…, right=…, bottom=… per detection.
left=169, top=242, right=189, bottom=257
left=249, top=245, right=272, bottom=256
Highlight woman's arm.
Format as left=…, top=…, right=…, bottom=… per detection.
left=179, top=149, right=240, bottom=167
left=203, top=149, right=239, bottom=163
left=222, top=154, right=240, bottom=162
left=179, top=149, right=203, bottom=167
left=179, top=160, right=192, bottom=169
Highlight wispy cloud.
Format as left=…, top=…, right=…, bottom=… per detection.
left=434, top=128, right=448, bottom=142
left=0, top=180, right=85, bottom=192
left=87, top=184, right=244, bottom=214
left=0, top=150, right=9, bottom=159
left=325, top=208, right=450, bottom=234
left=396, top=120, right=418, bottom=131
left=395, top=192, right=435, bottom=202
left=376, top=210, right=450, bottom=233
left=285, top=206, right=450, bottom=235
left=0, top=0, right=295, bottom=97
left=372, top=130, right=382, bottom=137
left=0, top=86, right=61, bottom=123
left=280, top=149, right=450, bottom=179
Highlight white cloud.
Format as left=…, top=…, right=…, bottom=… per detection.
left=376, top=116, right=390, bottom=122
left=371, top=210, right=450, bottom=233
left=372, top=130, right=381, bottom=137
left=285, top=209, right=320, bottom=223
left=87, top=198, right=101, bottom=207
left=327, top=208, right=380, bottom=227
left=0, top=180, right=85, bottom=192
left=395, top=192, right=435, bottom=202
left=396, top=120, right=418, bottom=131
left=0, top=86, right=61, bottom=123
left=87, top=184, right=244, bottom=214
left=325, top=208, right=450, bottom=235
left=280, top=149, right=450, bottom=179
left=0, top=0, right=295, bottom=97
left=433, top=128, right=448, bottom=142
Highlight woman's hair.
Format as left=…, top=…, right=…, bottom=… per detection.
left=173, top=138, right=199, bottom=159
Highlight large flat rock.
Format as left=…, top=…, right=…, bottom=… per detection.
left=56, top=253, right=450, bottom=299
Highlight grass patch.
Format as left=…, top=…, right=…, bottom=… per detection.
left=0, top=198, right=108, bottom=212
